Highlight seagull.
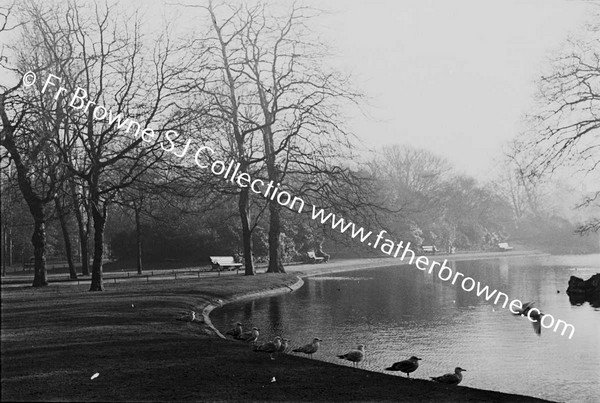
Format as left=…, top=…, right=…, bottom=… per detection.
left=254, top=336, right=282, bottom=360
left=337, top=344, right=365, bottom=368
left=278, top=338, right=290, bottom=354
left=513, top=301, right=544, bottom=336
left=513, top=301, right=535, bottom=316
left=226, top=322, right=243, bottom=338
left=292, top=337, right=321, bottom=358
left=431, top=367, right=466, bottom=385
left=238, top=327, right=260, bottom=344
left=385, top=356, right=422, bottom=378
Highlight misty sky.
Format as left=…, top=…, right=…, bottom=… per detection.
left=4, top=0, right=594, bottom=180
left=171, top=0, right=592, bottom=179
left=312, top=0, right=592, bottom=179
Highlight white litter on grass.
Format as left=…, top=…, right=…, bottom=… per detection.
left=271, top=377, right=276, bottom=383
left=132, top=304, right=134, bottom=308
left=91, top=373, right=99, bottom=380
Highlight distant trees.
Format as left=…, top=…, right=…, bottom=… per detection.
left=367, top=145, right=515, bottom=251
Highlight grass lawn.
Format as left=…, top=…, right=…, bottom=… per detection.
left=1, top=274, right=550, bottom=402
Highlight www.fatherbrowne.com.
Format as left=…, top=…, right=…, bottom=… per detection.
left=27, top=71, right=576, bottom=340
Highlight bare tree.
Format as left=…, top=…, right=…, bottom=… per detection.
left=519, top=14, right=600, bottom=234
left=524, top=20, right=600, bottom=176
left=16, top=0, right=206, bottom=290
left=0, top=80, right=61, bottom=286
left=1, top=1, right=63, bottom=286
left=368, top=145, right=451, bottom=215
left=201, top=1, right=265, bottom=275
left=54, top=183, right=78, bottom=279
left=201, top=1, right=363, bottom=273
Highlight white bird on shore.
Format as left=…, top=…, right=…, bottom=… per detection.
left=226, top=322, right=243, bottom=338
left=254, top=336, right=282, bottom=360
left=238, top=327, right=260, bottom=344
left=337, top=344, right=365, bottom=368
left=431, top=367, right=466, bottom=385
left=385, top=356, right=422, bottom=378
left=278, top=338, right=290, bottom=354
left=292, top=337, right=321, bottom=358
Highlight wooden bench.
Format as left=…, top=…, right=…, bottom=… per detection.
left=497, top=243, right=513, bottom=251
left=420, top=245, right=438, bottom=254
left=210, top=256, right=243, bottom=272
left=307, top=251, right=325, bottom=264
left=22, top=258, right=35, bottom=270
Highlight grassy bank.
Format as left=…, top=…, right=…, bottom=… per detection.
left=1, top=273, right=551, bottom=402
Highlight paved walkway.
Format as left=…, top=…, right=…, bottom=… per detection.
left=0, top=250, right=546, bottom=288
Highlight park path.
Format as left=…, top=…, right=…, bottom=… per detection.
left=0, top=249, right=545, bottom=289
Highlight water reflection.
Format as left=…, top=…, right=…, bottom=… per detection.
left=212, top=255, right=600, bottom=403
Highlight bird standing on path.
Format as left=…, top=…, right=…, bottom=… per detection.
left=238, top=327, right=260, bottom=344
left=292, top=337, right=321, bottom=358
left=385, top=356, right=422, bottom=378
left=430, top=367, right=466, bottom=385
left=226, top=322, right=243, bottom=338
left=254, top=336, right=282, bottom=360
left=337, top=344, right=365, bottom=368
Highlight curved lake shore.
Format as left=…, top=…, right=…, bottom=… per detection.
left=1, top=255, right=555, bottom=402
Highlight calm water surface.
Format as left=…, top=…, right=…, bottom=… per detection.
left=212, top=254, right=600, bottom=402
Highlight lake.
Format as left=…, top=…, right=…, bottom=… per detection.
left=212, top=254, right=600, bottom=402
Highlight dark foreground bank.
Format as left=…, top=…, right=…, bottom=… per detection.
left=1, top=274, right=551, bottom=402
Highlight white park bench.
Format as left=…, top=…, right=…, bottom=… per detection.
left=497, top=243, right=514, bottom=251
left=210, top=256, right=243, bottom=273
left=421, top=245, right=438, bottom=254
left=307, top=251, right=325, bottom=264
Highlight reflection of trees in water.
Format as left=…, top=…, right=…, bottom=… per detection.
left=498, top=258, right=509, bottom=284
left=305, top=278, right=325, bottom=301
left=242, top=300, right=256, bottom=324
left=268, top=297, right=284, bottom=334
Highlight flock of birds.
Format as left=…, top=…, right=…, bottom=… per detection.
left=221, top=300, right=545, bottom=387
left=224, top=323, right=467, bottom=385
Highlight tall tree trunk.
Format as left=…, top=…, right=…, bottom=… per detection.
left=134, top=204, right=143, bottom=275
left=0, top=127, right=50, bottom=286
left=209, top=3, right=256, bottom=275
left=262, top=124, right=285, bottom=274
left=84, top=202, right=92, bottom=275
left=55, top=198, right=77, bottom=279
left=266, top=201, right=285, bottom=273
left=2, top=223, right=7, bottom=276
left=31, top=213, right=48, bottom=287
left=238, top=187, right=255, bottom=275
left=71, top=181, right=90, bottom=276
left=89, top=198, right=106, bottom=291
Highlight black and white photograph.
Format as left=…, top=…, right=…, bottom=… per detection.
left=1, top=0, right=599, bottom=402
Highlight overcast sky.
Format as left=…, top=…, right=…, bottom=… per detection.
left=129, top=0, right=593, bottom=180
left=5, top=0, right=594, bottom=180
left=310, top=0, right=593, bottom=179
